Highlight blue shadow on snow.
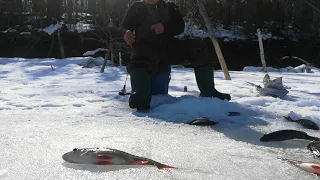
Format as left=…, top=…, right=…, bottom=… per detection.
left=132, top=94, right=311, bottom=149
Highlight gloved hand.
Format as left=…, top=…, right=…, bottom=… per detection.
left=124, top=30, right=135, bottom=45
left=151, top=23, right=164, bottom=35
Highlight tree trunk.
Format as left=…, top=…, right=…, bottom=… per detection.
left=109, top=43, right=114, bottom=65
left=57, top=30, right=65, bottom=58
left=48, top=33, right=55, bottom=57
left=99, top=0, right=106, bottom=25
left=67, top=0, right=73, bottom=29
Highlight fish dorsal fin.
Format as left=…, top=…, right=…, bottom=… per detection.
left=156, top=164, right=176, bottom=169
left=283, top=115, right=294, bottom=122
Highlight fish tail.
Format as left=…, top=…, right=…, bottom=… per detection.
left=305, top=135, right=320, bottom=141
left=154, top=162, right=176, bottom=169
left=311, top=137, right=320, bottom=141
left=157, top=164, right=176, bottom=169
left=283, top=115, right=294, bottom=122
left=278, top=157, right=302, bottom=164
left=279, top=157, right=306, bottom=170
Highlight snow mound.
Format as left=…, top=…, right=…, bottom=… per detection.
left=83, top=48, right=107, bottom=56
left=42, top=24, right=62, bottom=35
left=243, top=65, right=315, bottom=73
left=134, top=95, right=258, bottom=124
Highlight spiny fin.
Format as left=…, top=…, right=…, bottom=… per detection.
left=278, top=157, right=302, bottom=164
left=283, top=115, right=294, bottom=122
left=155, top=163, right=176, bottom=169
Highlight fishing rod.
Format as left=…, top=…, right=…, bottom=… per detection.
left=301, top=0, right=320, bottom=14
left=118, top=72, right=131, bottom=96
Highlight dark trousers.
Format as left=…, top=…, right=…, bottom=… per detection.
left=128, top=38, right=216, bottom=74
left=126, top=38, right=229, bottom=109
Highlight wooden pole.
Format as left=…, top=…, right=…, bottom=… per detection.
left=257, top=28, right=267, bottom=72
left=197, top=0, right=231, bottom=80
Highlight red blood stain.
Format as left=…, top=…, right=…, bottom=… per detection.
left=131, top=161, right=149, bottom=165
left=311, top=165, right=320, bottom=170
left=95, top=155, right=113, bottom=160
left=96, top=161, right=113, bottom=165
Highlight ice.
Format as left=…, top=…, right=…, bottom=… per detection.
left=0, top=57, right=319, bottom=179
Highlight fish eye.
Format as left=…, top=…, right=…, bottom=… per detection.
left=73, top=148, right=78, bottom=152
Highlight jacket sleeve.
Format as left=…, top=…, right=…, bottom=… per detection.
left=163, top=3, right=185, bottom=36
left=121, top=2, right=146, bottom=32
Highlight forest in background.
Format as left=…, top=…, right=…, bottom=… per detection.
left=1, top=0, right=320, bottom=37
left=0, top=0, right=319, bottom=69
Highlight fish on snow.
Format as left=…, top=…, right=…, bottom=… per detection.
left=62, top=147, right=175, bottom=169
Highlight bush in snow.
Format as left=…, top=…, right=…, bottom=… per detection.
left=82, top=48, right=111, bottom=68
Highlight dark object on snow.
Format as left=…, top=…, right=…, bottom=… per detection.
left=118, top=86, right=131, bottom=96
left=228, top=112, right=241, bottom=116
left=184, top=86, right=188, bottom=92
left=185, top=117, right=219, bottom=126
left=118, top=91, right=131, bottom=96
left=136, top=107, right=150, bottom=113
left=260, top=130, right=319, bottom=142
left=284, top=115, right=319, bottom=130
left=118, top=73, right=131, bottom=96
left=62, top=147, right=175, bottom=169
left=307, top=141, right=320, bottom=158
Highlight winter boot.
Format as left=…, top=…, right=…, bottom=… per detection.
left=194, top=65, right=231, bottom=101
left=128, top=68, right=151, bottom=111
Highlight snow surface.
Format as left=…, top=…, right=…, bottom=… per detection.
left=42, top=24, right=62, bottom=35
left=243, top=65, right=315, bottom=73
left=83, top=48, right=107, bottom=56
left=66, top=22, right=94, bottom=33
left=177, top=24, right=283, bottom=41
left=0, top=57, right=319, bottom=180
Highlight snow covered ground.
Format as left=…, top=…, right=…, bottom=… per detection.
left=176, top=23, right=285, bottom=41
left=0, top=57, right=319, bottom=180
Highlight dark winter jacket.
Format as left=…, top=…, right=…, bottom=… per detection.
left=121, top=0, right=185, bottom=46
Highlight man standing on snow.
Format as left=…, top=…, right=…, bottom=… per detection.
left=121, top=0, right=231, bottom=111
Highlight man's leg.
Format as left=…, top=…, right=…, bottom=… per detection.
left=127, top=44, right=160, bottom=111
left=194, top=65, right=231, bottom=101
left=167, top=39, right=231, bottom=101
left=150, top=64, right=171, bottom=95
left=127, top=65, right=151, bottom=110
left=190, top=39, right=231, bottom=100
